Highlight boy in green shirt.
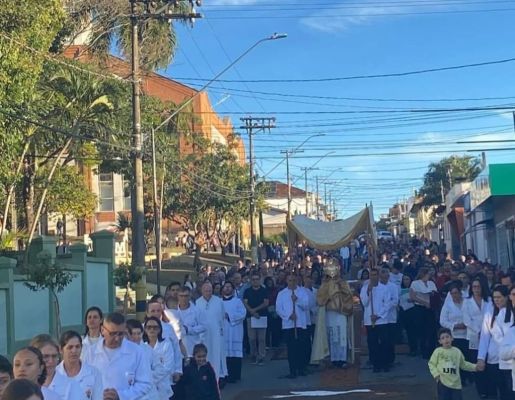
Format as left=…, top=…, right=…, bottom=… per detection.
left=428, top=328, right=482, bottom=400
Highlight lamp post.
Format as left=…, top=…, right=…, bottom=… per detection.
left=150, top=33, right=287, bottom=275
left=154, top=33, right=287, bottom=133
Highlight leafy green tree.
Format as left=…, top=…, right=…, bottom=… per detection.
left=25, top=250, right=76, bottom=337
left=163, top=139, right=253, bottom=265
left=0, top=0, right=64, bottom=235
left=419, top=155, right=482, bottom=207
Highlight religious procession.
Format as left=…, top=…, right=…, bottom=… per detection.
left=2, top=208, right=515, bottom=400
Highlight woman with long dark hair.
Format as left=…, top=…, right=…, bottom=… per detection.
left=478, top=285, right=510, bottom=399
left=486, top=285, right=515, bottom=400
left=463, top=276, right=491, bottom=395
left=498, top=285, right=515, bottom=399
left=143, top=316, right=177, bottom=400
left=82, top=306, right=103, bottom=354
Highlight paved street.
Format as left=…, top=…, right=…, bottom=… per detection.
left=222, top=354, right=481, bottom=400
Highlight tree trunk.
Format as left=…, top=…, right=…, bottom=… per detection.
left=51, top=289, right=62, bottom=339
left=0, top=142, right=29, bottom=237
left=26, top=138, right=73, bottom=247
left=22, top=153, right=35, bottom=232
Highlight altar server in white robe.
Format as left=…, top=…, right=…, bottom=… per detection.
left=222, top=281, right=247, bottom=383
left=176, top=286, right=206, bottom=357
left=195, top=281, right=228, bottom=380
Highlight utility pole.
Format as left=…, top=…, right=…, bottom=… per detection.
left=301, top=167, right=318, bottom=216
left=333, top=198, right=337, bottom=220
left=280, top=149, right=304, bottom=219
left=130, top=0, right=145, bottom=270
left=130, top=0, right=201, bottom=319
left=328, top=191, right=332, bottom=221
left=316, top=176, right=320, bottom=220
left=240, top=117, right=276, bottom=264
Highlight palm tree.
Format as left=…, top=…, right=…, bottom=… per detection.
left=24, top=62, right=116, bottom=246
left=60, top=0, right=195, bottom=71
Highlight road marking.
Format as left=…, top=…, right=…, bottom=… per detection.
left=266, top=389, right=373, bottom=398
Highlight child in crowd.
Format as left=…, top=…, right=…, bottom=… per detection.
left=428, top=328, right=482, bottom=400
left=182, top=344, right=220, bottom=400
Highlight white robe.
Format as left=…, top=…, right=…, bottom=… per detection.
left=463, top=297, right=491, bottom=350
left=47, top=369, right=85, bottom=400
left=195, top=295, right=228, bottom=378
left=175, top=303, right=206, bottom=357
left=144, top=340, right=176, bottom=400
left=56, top=361, right=103, bottom=400
left=222, top=296, right=247, bottom=358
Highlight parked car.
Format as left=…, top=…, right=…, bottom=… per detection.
left=377, top=230, right=393, bottom=241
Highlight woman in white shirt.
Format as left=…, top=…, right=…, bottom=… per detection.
left=409, top=268, right=437, bottom=359
left=30, top=335, right=84, bottom=400
left=498, top=285, right=515, bottom=400
left=57, top=330, right=102, bottom=400
left=462, top=276, right=491, bottom=396
left=82, top=307, right=103, bottom=354
left=143, top=316, right=177, bottom=400
left=478, top=285, right=509, bottom=400
left=440, top=281, right=469, bottom=385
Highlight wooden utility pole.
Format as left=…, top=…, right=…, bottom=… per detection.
left=240, top=117, right=276, bottom=264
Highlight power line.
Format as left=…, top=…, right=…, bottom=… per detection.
left=204, top=7, right=515, bottom=20
left=173, top=55, right=515, bottom=83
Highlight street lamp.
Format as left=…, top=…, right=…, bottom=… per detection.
left=154, top=33, right=287, bottom=132
left=151, top=33, right=287, bottom=289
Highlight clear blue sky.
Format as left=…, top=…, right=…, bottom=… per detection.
left=159, top=0, right=515, bottom=219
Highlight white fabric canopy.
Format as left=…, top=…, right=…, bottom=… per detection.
left=287, top=206, right=376, bottom=251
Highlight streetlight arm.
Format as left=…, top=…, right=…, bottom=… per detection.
left=155, top=33, right=287, bottom=132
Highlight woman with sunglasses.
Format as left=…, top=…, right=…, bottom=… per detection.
left=30, top=335, right=83, bottom=400
left=143, top=316, right=179, bottom=400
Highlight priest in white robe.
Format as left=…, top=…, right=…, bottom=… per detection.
left=222, top=281, right=247, bottom=383
left=195, top=281, right=228, bottom=380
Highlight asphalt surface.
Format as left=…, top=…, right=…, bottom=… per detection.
left=222, top=353, right=482, bottom=400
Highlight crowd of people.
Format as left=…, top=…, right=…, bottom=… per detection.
left=3, top=234, right=515, bottom=400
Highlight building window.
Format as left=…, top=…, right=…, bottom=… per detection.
left=99, top=173, right=114, bottom=211
left=123, top=178, right=132, bottom=211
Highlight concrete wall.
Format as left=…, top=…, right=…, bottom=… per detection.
left=0, top=231, right=115, bottom=356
